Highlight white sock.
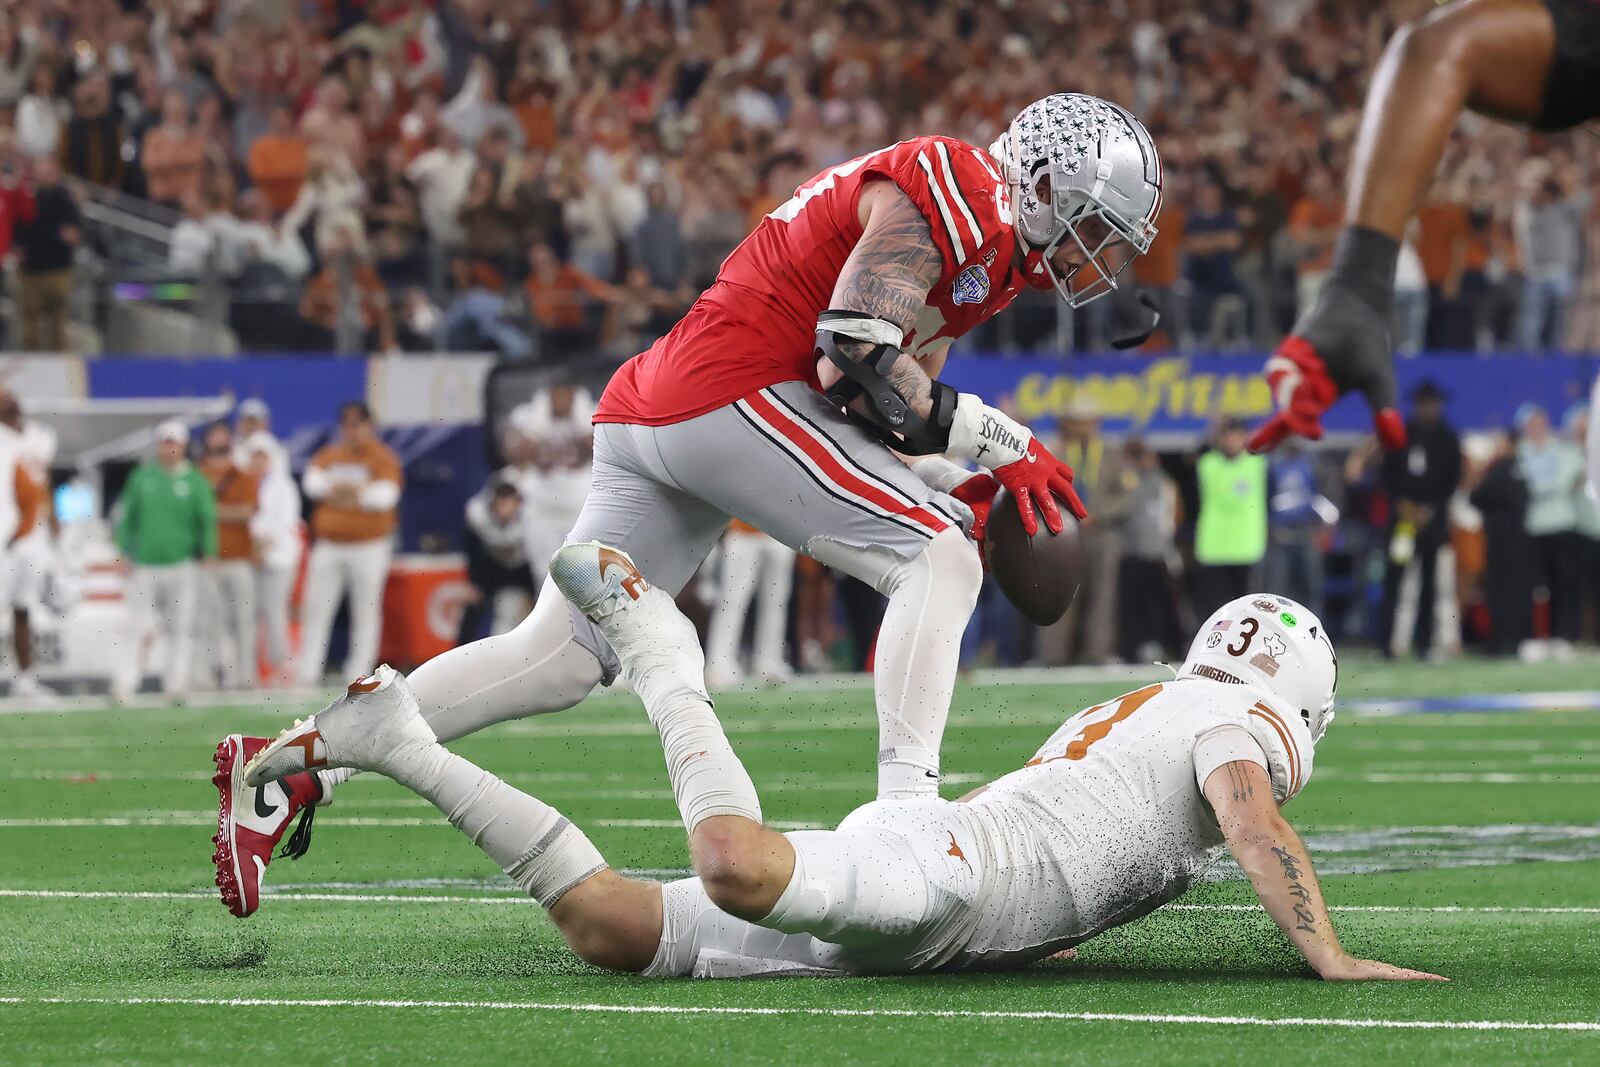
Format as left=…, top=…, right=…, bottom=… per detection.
left=872, top=528, right=982, bottom=798
left=604, top=589, right=762, bottom=832
left=645, top=877, right=839, bottom=978
left=384, top=741, right=605, bottom=907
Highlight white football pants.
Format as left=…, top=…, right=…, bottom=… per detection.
left=297, top=538, right=391, bottom=684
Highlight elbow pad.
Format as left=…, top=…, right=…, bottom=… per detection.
left=815, top=310, right=958, bottom=456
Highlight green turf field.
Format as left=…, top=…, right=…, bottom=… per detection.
left=3, top=655, right=1599, bottom=1065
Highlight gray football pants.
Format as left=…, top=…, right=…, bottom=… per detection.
left=401, top=381, right=983, bottom=795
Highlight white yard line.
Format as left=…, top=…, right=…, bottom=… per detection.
left=2, top=888, right=1596, bottom=915
left=0, top=995, right=1593, bottom=1032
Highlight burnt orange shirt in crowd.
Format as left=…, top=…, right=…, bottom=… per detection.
left=199, top=456, right=260, bottom=560
left=1289, top=197, right=1343, bottom=275
left=1416, top=202, right=1469, bottom=287
left=247, top=133, right=310, bottom=214
left=1133, top=203, right=1186, bottom=288
left=141, top=126, right=206, bottom=204
left=307, top=438, right=403, bottom=543
left=526, top=265, right=612, bottom=330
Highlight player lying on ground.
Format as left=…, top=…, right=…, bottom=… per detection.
left=213, top=92, right=1166, bottom=917
left=1251, top=0, right=1600, bottom=455
left=242, top=545, right=1443, bottom=981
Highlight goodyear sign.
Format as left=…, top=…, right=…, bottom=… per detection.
left=942, top=352, right=1599, bottom=438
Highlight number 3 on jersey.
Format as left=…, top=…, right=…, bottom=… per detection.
left=1024, top=684, right=1164, bottom=767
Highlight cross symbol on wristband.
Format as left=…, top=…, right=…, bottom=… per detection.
left=975, top=443, right=989, bottom=458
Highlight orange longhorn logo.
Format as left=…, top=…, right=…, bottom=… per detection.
left=946, top=832, right=969, bottom=868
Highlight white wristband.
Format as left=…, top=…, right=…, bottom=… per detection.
left=947, top=393, right=1033, bottom=470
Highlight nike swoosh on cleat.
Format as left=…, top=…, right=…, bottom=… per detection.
left=253, top=784, right=282, bottom=821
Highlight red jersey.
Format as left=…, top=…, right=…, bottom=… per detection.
left=595, top=136, right=1025, bottom=426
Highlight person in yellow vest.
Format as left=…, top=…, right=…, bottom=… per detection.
left=298, top=402, right=403, bottom=685
left=1193, top=416, right=1269, bottom=618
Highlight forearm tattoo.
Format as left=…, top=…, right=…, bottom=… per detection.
left=836, top=190, right=943, bottom=332
left=1270, top=845, right=1317, bottom=933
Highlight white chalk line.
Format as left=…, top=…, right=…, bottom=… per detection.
left=0, top=995, right=1594, bottom=1032
left=1, top=888, right=1597, bottom=915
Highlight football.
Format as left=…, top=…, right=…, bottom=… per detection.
left=983, top=489, right=1085, bottom=626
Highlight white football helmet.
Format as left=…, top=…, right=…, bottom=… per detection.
left=989, top=92, right=1162, bottom=308
left=1180, top=594, right=1338, bottom=743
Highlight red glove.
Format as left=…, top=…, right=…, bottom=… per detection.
left=1249, top=337, right=1406, bottom=453
left=948, top=471, right=999, bottom=547
left=992, top=438, right=1087, bottom=537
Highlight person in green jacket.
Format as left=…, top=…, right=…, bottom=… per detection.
left=114, top=419, right=217, bottom=698
left=1193, top=416, right=1268, bottom=618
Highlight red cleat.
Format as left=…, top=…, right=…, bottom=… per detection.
left=211, top=734, right=322, bottom=918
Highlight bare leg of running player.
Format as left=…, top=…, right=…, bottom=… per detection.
left=1250, top=0, right=1562, bottom=453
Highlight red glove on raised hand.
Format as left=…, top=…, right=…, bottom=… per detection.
left=1248, top=230, right=1408, bottom=454
left=992, top=438, right=1087, bottom=537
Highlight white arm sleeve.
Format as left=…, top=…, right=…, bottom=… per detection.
left=1192, top=724, right=1270, bottom=794
left=910, top=455, right=977, bottom=495
left=358, top=480, right=401, bottom=511
left=301, top=465, right=332, bottom=500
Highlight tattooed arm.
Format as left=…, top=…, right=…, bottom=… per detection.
left=1202, top=758, right=1446, bottom=981
left=815, top=180, right=944, bottom=418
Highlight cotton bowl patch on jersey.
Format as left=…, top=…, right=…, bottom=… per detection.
left=951, top=264, right=991, bottom=306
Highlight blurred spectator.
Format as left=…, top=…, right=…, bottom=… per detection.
left=13, top=155, right=80, bottom=352
left=1115, top=439, right=1182, bottom=663
left=141, top=91, right=205, bottom=207
left=1130, top=200, right=1187, bottom=350
left=1393, top=225, right=1429, bottom=355
left=524, top=242, right=617, bottom=354
left=460, top=474, right=535, bottom=642
left=442, top=257, right=531, bottom=360
left=1184, top=178, right=1246, bottom=346
left=1565, top=404, right=1600, bottom=645
left=59, top=72, right=124, bottom=189
left=298, top=402, right=403, bottom=685
left=406, top=126, right=474, bottom=249
left=1467, top=431, right=1532, bottom=657
left=1380, top=381, right=1461, bottom=660
left=1192, top=417, right=1267, bottom=618
left=234, top=189, right=312, bottom=282
left=299, top=224, right=398, bottom=353
left=244, top=431, right=302, bottom=686
left=705, top=522, right=795, bottom=689
left=1416, top=191, right=1471, bottom=349
left=114, top=420, right=217, bottom=699
left=1515, top=402, right=1584, bottom=658
left=0, top=20, right=41, bottom=108
left=247, top=103, right=309, bottom=215
left=1266, top=442, right=1336, bottom=615
left=1513, top=164, right=1587, bottom=352
left=443, top=59, right=521, bottom=150
left=511, top=384, right=595, bottom=585
left=1288, top=169, right=1341, bottom=320
left=232, top=400, right=285, bottom=470
left=299, top=77, right=366, bottom=171
left=196, top=422, right=259, bottom=690
left=0, top=388, right=49, bottom=698
left=633, top=182, right=687, bottom=290
left=15, top=64, right=61, bottom=159
left=1041, top=397, right=1128, bottom=665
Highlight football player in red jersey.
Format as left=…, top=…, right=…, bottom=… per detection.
left=211, top=93, right=1163, bottom=917
left=1250, top=0, right=1600, bottom=455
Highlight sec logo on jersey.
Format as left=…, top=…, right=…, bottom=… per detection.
left=952, top=264, right=991, bottom=306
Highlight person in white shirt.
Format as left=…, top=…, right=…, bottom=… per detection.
left=245, top=432, right=302, bottom=686
left=511, top=385, right=594, bottom=586
left=704, top=521, right=795, bottom=689
left=0, top=391, right=50, bottom=697
left=246, top=578, right=1444, bottom=983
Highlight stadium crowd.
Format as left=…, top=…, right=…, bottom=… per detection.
left=0, top=0, right=1597, bottom=358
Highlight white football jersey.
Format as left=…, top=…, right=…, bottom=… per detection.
left=957, top=676, right=1314, bottom=966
